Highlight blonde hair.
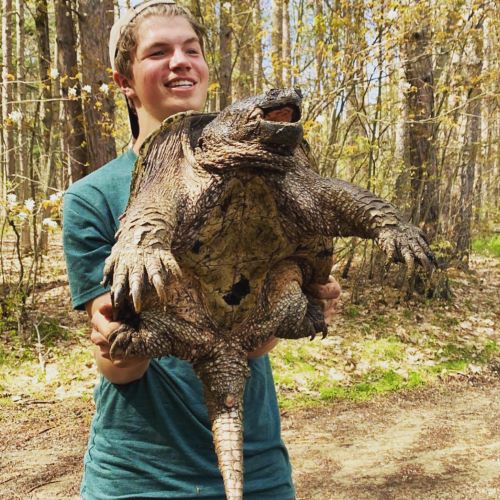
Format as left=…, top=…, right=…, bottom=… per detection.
left=114, top=4, right=206, bottom=79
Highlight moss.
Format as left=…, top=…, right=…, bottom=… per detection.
left=359, top=337, right=406, bottom=362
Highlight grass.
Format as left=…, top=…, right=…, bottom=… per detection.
left=472, top=234, right=500, bottom=258
left=273, top=323, right=499, bottom=409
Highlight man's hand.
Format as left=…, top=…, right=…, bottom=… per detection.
left=90, top=303, right=121, bottom=361
left=307, top=275, right=341, bottom=325
left=86, top=293, right=150, bottom=383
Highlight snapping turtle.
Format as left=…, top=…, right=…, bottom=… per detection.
left=103, top=89, right=434, bottom=500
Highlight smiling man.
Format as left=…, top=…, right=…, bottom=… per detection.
left=62, top=2, right=340, bottom=499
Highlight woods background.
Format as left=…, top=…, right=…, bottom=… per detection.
left=0, top=0, right=499, bottom=331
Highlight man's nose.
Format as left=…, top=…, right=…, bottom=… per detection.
left=170, top=48, right=192, bottom=70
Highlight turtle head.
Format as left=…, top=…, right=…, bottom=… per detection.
left=196, top=88, right=303, bottom=172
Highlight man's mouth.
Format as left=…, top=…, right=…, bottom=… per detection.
left=165, top=79, right=196, bottom=88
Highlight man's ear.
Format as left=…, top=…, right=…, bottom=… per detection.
left=113, top=70, right=136, bottom=99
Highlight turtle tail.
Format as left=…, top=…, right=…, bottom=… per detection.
left=212, top=406, right=244, bottom=500
left=195, top=346, right=250, bottom=500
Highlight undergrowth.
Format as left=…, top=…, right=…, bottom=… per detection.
left=472, top=234, right=500, bottom=258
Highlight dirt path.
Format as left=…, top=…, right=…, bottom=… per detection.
left=1, top=376, right=498, bottom=499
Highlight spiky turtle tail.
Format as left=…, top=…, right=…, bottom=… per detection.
left=212, top=407, right=244, bottom=500
left=195, top=345, right=250, bottom=500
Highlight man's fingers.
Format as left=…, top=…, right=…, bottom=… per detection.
left=92, top=307, right=122, bottom=339
left=90, top=328, right=112, bottom=359
left=99, top=303, right=114, bottom=320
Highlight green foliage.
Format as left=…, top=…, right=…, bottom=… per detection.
left=33, top=317, right=69, bottom=346
left=472, top=235, right=500, bottom=258
left=344, top=304, right=361, bottom=319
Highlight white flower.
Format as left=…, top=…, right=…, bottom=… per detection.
left=7, top=193, right=17, bottom=208
left=24, top=198, right=35, bottom=211
left=387, top=9, right=398, bottom=20
left=8, top=110, right=23, bottom=123
left=42, top=218, right=58, bottom=229
left=223, top=2, right=231, bottom=11
left=49, top=192, right=63, bottom=203
left=50, top=67, right=59, bottom=79
left=18, top=212, right=28, bottom=221
left=99, top=83, right=109, bottom=95
left=68, top=86, right=78, bottom=97
left=82, top=84, right=92, bottom=94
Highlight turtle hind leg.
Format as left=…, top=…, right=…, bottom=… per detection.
left=109, top=311, right=215, bottom=362
left=238, top=260, right=326, bottom=352
left=273, top=287, right=328, bottom=340
left=108, top=314, right=174, bottom=360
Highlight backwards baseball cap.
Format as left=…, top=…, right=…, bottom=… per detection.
left=109, top=0, right=176, bottom=139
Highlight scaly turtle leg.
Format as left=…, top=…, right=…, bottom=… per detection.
left=233, top=260, right=327, bottom=351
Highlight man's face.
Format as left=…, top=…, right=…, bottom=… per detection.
left=128, top=15, right=209, bottom=127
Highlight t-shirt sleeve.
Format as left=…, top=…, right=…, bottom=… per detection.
left=63, top=189, right=116, bottom=310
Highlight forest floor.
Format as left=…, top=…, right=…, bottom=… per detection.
left=0, top=235, right=498, bottom=499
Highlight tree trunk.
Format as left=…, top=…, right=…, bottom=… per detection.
left=55, top=0, right=89, bottom=182
left=34, top=0, right=56, bottom=254
left=2, top=0, right=15, bottom=184
left=16, top=0, right=31, bottom=252
left=401, top=2, right=439, bottom=241
left=78, top=0, right=116, bottom=171
left=282, top=0, right=291, bottom=87
left=252, top=1, right=263, bottom=93
left=313, top=0, right=323, bottom=94
left=233, top=1, right=252, bottom=100
left=218, top=0, right=232, bottom=109
left=455, top=16, right=484, bottom=265
left=271, top=0, right=283, bottom=87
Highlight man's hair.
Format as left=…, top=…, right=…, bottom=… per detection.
left=114, top=4, right=207, bottom=80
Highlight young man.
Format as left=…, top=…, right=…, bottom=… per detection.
left=63, top=1, right=340, bottom=498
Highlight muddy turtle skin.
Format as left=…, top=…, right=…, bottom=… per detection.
left=103, top=89, right=435, bottom=500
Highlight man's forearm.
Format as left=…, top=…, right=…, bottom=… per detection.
left=95, top=348, right=150, bottom=384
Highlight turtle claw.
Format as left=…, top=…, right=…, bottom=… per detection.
left=377, top=224, right=436, bottom=273
left=109, top=324, right=144, bottom=360
left=103, top=243, right=181, bottom=313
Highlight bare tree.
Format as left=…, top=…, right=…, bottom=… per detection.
left=271, top=0, right=283, bottom=87
left=233, top=0, right=252, bottom=100
left=55, top=0, right=89, bottom=182
left=282, top=0, right=291, bottom=87
left=2, top=0, right=15, bottom=186
left=16, top=0, right=31, bottom=251
left=219, top=0, right=232, bottom=108
left=78, top=0, right=116, bottom=171
left=456, top=14, right=484, bottom=265
left=400, top=1, right=439, bottom=240
left=252, top=0, right=263, bottom=93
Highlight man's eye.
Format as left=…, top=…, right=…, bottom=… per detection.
left=187, top=48, right=200, bottom=55
left=150, top=50, right=165, bottom=57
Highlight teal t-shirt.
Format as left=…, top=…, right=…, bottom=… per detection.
left=62, top=150, right=295, bottom=499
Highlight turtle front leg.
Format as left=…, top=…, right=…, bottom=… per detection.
left=272, top=167, right=436, bottom=272
left=103, top=201, right=182, bottom=315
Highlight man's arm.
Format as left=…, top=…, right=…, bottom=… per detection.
left=86, top=293, right=150, bottom=384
